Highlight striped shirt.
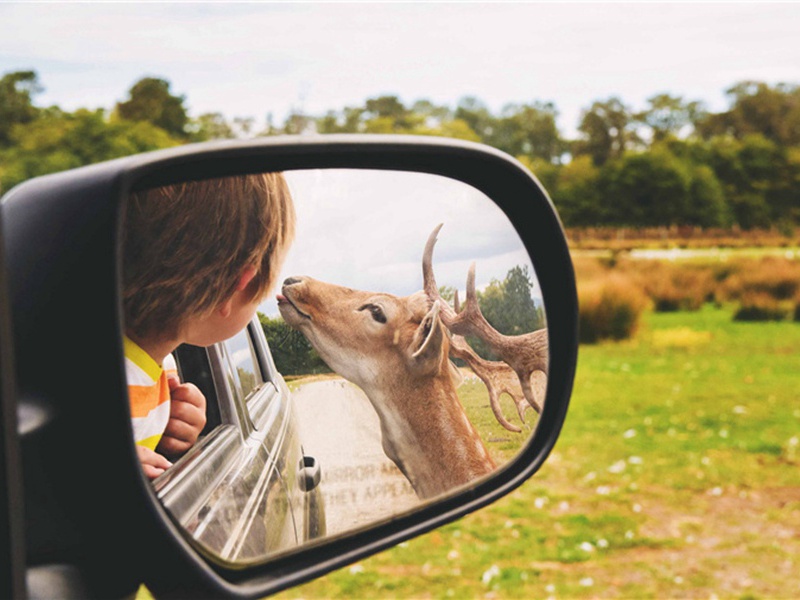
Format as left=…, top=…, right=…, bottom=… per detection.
left=125, top=336, right=176, bottom=451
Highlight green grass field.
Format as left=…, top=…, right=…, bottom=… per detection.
left=275, top=306, right=800, bottom=599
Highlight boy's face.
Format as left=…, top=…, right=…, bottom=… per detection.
left=182, top=292, right=262, bottom=348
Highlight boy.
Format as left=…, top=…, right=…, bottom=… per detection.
left=121, top=172, right=296, bottom=479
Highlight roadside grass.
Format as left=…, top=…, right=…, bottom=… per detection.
left=458, top=375, right=532, bottom=464
left=275, top=305, right=800, bottom=599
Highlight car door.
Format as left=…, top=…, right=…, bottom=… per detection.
left=153, top=319, right=314, bottom=562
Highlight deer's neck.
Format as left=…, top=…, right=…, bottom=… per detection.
left=363, top=376, right=495, bottom=499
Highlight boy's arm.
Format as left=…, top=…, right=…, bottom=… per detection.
left=156, top=375, right=207, bottom=461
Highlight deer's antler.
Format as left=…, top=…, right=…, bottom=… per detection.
left=448, top=331, right=530, bottom=433
left=423, top=224, right=549, bottom=418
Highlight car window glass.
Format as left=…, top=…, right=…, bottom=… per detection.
left=225, top=328, right=264, bottom=402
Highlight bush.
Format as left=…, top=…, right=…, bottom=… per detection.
left=721, top=257, right=800, bottom=302
left=733, top=292, right=792, bottom=322
left=578, top=273, right=649, bottom=343
left=627, top=261, right=715, bottom=311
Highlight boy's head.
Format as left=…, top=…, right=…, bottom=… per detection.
left=122, top=172, right=295, bottom=343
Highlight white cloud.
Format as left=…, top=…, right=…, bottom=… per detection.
left=2, top=3, right=799, bottom=131
left=259, top=168, right=538, bottom=316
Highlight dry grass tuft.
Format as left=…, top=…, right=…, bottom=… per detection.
left=578, top=271, right=649, bottom=344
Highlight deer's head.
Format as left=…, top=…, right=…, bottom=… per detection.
left=277, top=277, right=452, bottom=393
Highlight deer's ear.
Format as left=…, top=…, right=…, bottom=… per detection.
left=409, top=301, right=446, bottom=376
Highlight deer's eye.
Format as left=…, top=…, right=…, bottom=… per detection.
left=358, top=303, right=387, bottom=324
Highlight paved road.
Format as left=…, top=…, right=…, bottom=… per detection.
left=291, top=379, right=422, bottom=537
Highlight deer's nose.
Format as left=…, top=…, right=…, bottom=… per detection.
left=283, top=276, right=304, bottom=287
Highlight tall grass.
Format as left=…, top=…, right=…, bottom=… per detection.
left=717, top=257, right=800, bottom=322
left=574, top=259, right=649, bottom=344
left=575, top=254, right=800, bottom=326
left=618, top=259, right=715, bottom=312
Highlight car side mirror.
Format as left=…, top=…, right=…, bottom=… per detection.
left=0, top=135, right=577, bottom=599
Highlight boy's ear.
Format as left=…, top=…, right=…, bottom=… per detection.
left=218, top=265, right=258, bottom=318
left=236, top=264, right=258, bottom=292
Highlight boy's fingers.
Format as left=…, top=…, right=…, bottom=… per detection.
left=157, top=435, right=192, bottom=458
left=136, top=445, right=172, bottom=479
left=167, top=374, right=181, bottom=391
left=141, top=465, right=167, bottom=479
left=168, top=401, right=206, bottom=430
left=170, top=383, right=206, bottom=409
left=162, top=415, right=203, bottom=445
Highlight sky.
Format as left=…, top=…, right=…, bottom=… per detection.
left=269, top=168, right=536, bottom=316
left=2, top=1, right=799, bottom=315
left=2, top=2, right=799, bottom=136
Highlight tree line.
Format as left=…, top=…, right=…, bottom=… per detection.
left=2, top=70, right=799, bottom=230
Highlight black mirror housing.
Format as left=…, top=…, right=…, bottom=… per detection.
left=0, top=135, right=577, bottom=599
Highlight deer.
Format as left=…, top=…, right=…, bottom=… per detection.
left=276, top=224, right=549, bottom=499
left=277, top=277, right=496, bottom=499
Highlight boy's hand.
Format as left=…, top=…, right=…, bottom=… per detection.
left=137, top=445, right=172, bottom=480
left=156, top=375, right=207, bottom=460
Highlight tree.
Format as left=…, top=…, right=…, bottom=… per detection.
left=187, top=112, right=236, bottom=141
left=686, top=164, right=732, bottom=228
left=637, top=93, right=706, bottom=142
left=0, top=70, right=42, bottom=147
left=364, top=95, right=408, bottom=120
left=552, top=155, right=604, bottom=226
left=489, top=102, right=564, bottom=163
left=454, top=96, right=497, bottom=140
left=516, top=155, right=560, bottom=199
left=698, top=133, right=794, bottom=229
left=601, top=148, right=692, bottom=227
left=574, top=97, right=639, bottom=165
left=467, top=266, right=544, bottom=359
left=0, top=108, right=178, bottom=191
left=115, top=77, right=189, bottom=138
left=259, top=314, right=328, bottom=375
left=697, top=81, right=800, bottom=146
left=315, top=107, right=365, bottom=133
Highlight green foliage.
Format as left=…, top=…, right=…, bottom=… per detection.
left=602, top=147, right=693, bottom=227
left=464, top=265, right=544, bottom=359
left=258, top=313, right=329, bottom=376
left=574, top=96, right=639, bottom=166
left=115, top=77, right=189, bottom=138
left=187, top=112, right=236, bottom=141
left=636, top=93, right=706, bottom=142
left=488, top=102, right=565, bottom=162
left=3, top=70, right=800, bottom=234
left=0, top=70, right=41, bottom=147
left=552, top=155, right=604, bottom=226
left=698, top=81, right=800, bottom=146
left=0, top=108, right=179, bottom=191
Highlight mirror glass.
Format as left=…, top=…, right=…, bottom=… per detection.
left=124, top=168, right=548, bottom=565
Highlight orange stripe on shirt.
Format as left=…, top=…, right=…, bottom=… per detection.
left=128, top=375, right=170, bottom=418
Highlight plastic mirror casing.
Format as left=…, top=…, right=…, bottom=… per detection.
left=0, top=135, right=578, bottom=599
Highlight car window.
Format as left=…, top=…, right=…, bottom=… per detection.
left=225, top=327, right=264, bottom=402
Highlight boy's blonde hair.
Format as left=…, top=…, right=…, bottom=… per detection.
left=122, top=172, right=295, bottom=340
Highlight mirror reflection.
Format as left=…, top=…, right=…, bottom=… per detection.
left=123, top=169, right=548, bottom=565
